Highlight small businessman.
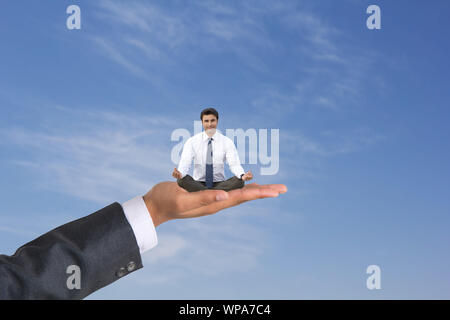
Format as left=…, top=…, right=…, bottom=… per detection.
left=172, top=107, right=253, bottom=192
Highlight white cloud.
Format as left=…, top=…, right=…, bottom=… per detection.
left=92, top=0, right=275, bottom=75
left=89, top=0, right=384, bottom=119
left=90, top=37, right=142, bottom=75
left=2, top=107, right=176, bottom=204
left=282, top=127, right=385, bottom=159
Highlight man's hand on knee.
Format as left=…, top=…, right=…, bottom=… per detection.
left=241, top=171, right=253, bottom=181
left=172, top=168, right=183, bottom=179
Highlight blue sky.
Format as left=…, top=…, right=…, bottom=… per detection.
left=1, top=0, right=449, bottom=299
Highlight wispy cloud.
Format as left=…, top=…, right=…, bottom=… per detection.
left=88, top=0, right=383, bottom=119
left=91, top=0, right=275, bottom=74
left=268, top=126, right=386, bottom=186
left=0, top=225, right=38, bottom=239
left=246, top=3, right=383, bottom=116
left=90, top=36, right=145, bottom=77
left=284, top=10, right=341, bottom=56
left=2, top=106, right=176, bottom=204
left=282, top=127, right=385, bottom=158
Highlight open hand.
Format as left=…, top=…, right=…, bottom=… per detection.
left=143, top=181, right=287, bottom=227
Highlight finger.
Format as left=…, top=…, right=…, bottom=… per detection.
left=254, top=184, right=287, bottom=193
left=243, top=183, right=286, bottom=194
left=180, top=184, right=285, bottom=218
left=175, top=189, right=229, bottom=213
left=232, top=185, right=280, bottom=200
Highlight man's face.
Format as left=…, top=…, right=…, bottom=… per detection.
left=202, top=114, right=218, bottom=135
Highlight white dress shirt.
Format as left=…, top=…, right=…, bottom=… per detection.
left=178, top=131, right=245, bottom=182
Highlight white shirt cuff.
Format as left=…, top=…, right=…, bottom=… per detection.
left=232, top=166, right=245, bottom=178
left=121, top=196, right=158, bottom=255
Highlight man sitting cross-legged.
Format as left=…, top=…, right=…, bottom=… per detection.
left=172, top=107, right=253, bottom=192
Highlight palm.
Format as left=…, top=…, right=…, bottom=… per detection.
left=143, top=182, right=287, bottom=226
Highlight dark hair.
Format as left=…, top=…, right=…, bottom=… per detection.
left=200, top=107, right=219, bottom=121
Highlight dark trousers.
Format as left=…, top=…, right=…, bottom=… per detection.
left=177, top=174, right=245, bottom=192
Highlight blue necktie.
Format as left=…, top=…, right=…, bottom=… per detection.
left=205, top=138, right=213, bottom=188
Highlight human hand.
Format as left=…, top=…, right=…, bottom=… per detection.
left=143, top=182, right=287, bottom=227
left=241, top=171, right=253, bottom=181
left=172, top=168, right=183, bottom=179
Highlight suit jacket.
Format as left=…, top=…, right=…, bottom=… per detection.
left=0, top=202, right=142, bottom=299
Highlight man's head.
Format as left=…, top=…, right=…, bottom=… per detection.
left=200, top=108, right=219, bottom=136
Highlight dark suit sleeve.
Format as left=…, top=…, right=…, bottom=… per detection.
left=0, top=202, right=143, bottom=299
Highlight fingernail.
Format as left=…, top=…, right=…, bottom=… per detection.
left=216, top=193, right=228, bottom=201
